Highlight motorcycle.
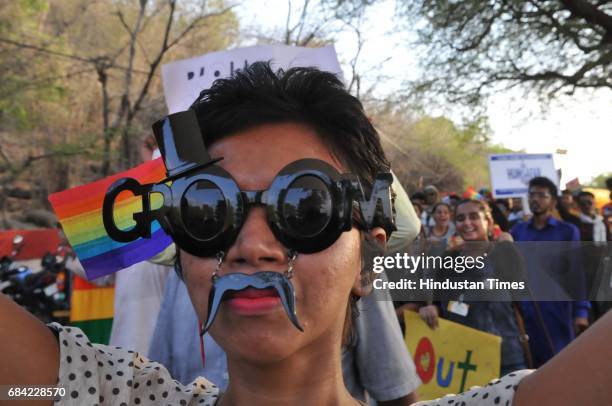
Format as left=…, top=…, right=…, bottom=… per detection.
left=38, top=245, right=72, bottom=323
left=1, top=234, right=71, bottom=323
left=0, top=235, right=31, bottom=298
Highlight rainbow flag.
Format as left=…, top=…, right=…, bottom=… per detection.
left=49, top=158, right=172, bottom=280
left=69, top=275, right=115, bottom=344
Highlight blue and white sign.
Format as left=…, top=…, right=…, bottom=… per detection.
left=488, top=153, right=558, bottom=198
left=162, top=45, right=343, bottom=114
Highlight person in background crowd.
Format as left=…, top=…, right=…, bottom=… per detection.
left=592, top=178, right=612, bottom=319
left=490, top=199, right=510, bottom=232
left=478, top=189, right=510, bottom=232
left=419, top=199, right=528, bottom=376
left=425, top=202, right=454, bottom=245
left=576, top=191, right=608, bottom=243
left=559, top=189, right=579, bottom=216
left=511, top=176, right=591, bottom=367
left=411, top=201, right=423, bottom=221
left=556, top=189, right=582, bottom=228
left=447, top=192, right=460, bottom=210
left=575, top=190, right=610, bottom=320
left=420, top=185, right=440, bottom=228
left=508, top=197, right=527, bottom=227
left=604, top=195, right=612, bottom=239
left=602, top=178, right=612, bottom=238
left=410, top=192, right=426, bottom=210
left=495, top=199, right=510, bottom=217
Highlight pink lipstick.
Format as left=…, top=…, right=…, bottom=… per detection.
left=225, top=288, right=281, bottom=314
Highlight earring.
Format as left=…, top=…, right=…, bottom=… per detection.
left=285, top=249, right=298, bottom=279
left=211, top=251, right=225, bottom=281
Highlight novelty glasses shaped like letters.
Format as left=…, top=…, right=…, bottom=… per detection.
left=102, top=110, right=396, bottom=257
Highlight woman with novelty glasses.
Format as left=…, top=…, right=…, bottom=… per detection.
left=1, top=63, right=612, bottom=406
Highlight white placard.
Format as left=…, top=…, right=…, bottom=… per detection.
left=162, top=45, right=343, bottom=114
left=488, top=153, right=559, bottom=198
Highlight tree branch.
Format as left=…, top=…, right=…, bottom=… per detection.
left=0, top=37, right=150, bottom=75
left=560, top=0, right=612, bottom=36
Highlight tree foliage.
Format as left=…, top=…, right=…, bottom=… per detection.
left=0, top=0, right=237, bottom=176
left=370, top=102, right=514, bottom=193
left=587, top=172, right=612, bottom=189
left=395, top=0, right=612, bottom=109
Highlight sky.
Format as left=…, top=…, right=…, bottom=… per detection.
left=235, top=0, right=612, bottom=186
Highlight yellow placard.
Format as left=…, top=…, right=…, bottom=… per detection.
left=404, top=310, right=501, bottom=401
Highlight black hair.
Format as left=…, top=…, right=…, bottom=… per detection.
left=411, top=192, right=426, bottom=201
left=190, top=62, right=390, bottom=191
left=494, top=198, right=510, bottom=211
left=606, top=177, right=612, bottom=190
left=431, top=202, right=451, bottom=214
left=577, top=191, right=595, bottom=200
left=528, top=176, right=558, bottom=198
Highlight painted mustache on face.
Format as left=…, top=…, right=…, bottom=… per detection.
left=201, top=271, right=304, bottom=334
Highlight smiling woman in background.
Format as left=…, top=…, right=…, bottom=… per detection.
left=425, top=202, right=455, bottom=245
left=1, top=63, right=612, bottom=406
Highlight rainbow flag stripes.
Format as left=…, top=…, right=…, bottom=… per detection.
left=70, top=275, right=115, bottom=344
left=49, top=158, right=172, bottom=280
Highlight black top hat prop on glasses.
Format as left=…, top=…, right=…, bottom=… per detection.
left=152, top=110, right=221, bottom=182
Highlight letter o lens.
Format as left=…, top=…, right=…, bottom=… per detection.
left=282, top=176, right=332, bottom=238
left=181, top=180, right=227, bottom=240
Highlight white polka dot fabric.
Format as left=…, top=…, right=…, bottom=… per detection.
left=49, top=323, right=220, bottom=406
left=48, top=322, right=532, bottom=405
left=411, top=369, right=533, bottom=406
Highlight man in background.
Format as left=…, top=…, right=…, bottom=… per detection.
left=511, top=176, right=591, bottom=367
left=576, top=191, right=608, bottom=243
left=420, top=185, right=440, bottom=228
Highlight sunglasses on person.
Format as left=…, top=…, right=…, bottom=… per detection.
left=102, top=111, right=396, bottom=258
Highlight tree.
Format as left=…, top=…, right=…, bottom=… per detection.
left=370, top=101, right=514, bottom=193
left=393, top=0, right=612, bottom=109
left=1, top=0, right=238, bottom=176
left=244, top=0, right=383, bottom=99
left=587, top=172, right=612, bottom=189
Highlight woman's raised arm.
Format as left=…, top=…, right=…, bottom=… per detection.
left=0, top=293, right=59, bottom=387
left=513, top=308, right=612, bottom=405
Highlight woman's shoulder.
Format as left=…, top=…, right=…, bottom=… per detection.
left=411, top=369, right=533, bottom=406
left=48, top=323, right=220, bottom=405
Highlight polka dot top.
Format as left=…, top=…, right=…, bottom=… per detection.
left=411, top=370, right=533, bottom=406
left=49, top=322, right=532, bottom=405
left=48, top=323, right=220, bottom=406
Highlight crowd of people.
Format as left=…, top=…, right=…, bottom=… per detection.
left=401, top=176, right=612, bottom=374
